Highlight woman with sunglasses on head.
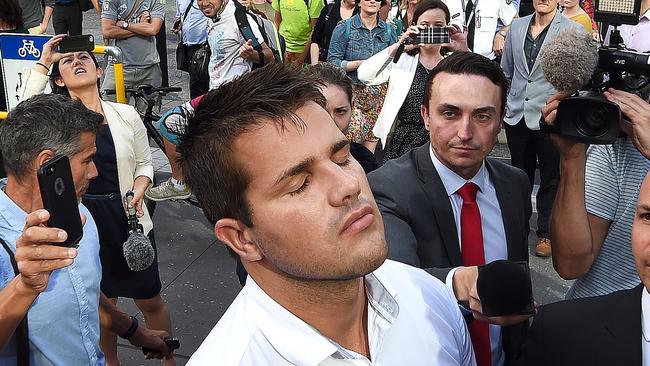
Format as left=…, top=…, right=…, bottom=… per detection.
left=327, top=0, right=397, bottom=153
left=20, top=35, right=175, bottom=366
left=358, top=0, right=468, bottom=162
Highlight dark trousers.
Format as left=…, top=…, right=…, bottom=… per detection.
left=184, top=44, right=209, bottom=98
left=53, top=2, right=83, bottom=35
left=504, top=119, right=559, bottom=237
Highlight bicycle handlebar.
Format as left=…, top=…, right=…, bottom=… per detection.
left=104, top=85, right=183, bottom=96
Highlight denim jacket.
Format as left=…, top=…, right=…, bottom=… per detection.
left=327, top=15, right=397, bottom=84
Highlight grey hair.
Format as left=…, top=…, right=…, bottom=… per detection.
left=0, top=94, right=103, bottom=180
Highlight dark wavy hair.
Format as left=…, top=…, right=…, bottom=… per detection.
left=406, top=0, right=451, bottom=56
left=49, top=51, right=102, bottom=97
left=0, top=0, right=25, bottom=30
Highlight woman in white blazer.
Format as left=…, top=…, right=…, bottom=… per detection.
left=22, top=35, right=175, bottom=366
left=358, top=0, right=468, bottom=161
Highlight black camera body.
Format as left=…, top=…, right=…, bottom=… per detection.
left=549, top=0, right=650, bottom=144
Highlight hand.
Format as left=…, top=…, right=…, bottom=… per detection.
left=39, top=34, right=74, bottom=67
left=444, top=23, right=468, bottom=52
left=129, top=326, right=172, bottom=360
left=604, top=88, right=650, bottom=160
left=239, top=39, right=256, bottom=60
left=14, top=210, right=81, bottom=295
left=541, top=92, right=586, bottom=160
left=126, top=188, right=146, bottom=218
left=171, top=19, right=182, bottom=34
left=139, top=10, right=151, bottom=23
left=390, top=25, right=425, bottom=57
left=348, top=60, right=363, bottom=70
left=468, top=286, right=536, bottom=326
left=492, top=32, right=505, bottom=57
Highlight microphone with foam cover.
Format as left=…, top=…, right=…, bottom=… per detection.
left=476, top=260, right=535, bottom=317
left=540, top=27, right=599, bottom=94
left=122, top=191, right=155, bottom=272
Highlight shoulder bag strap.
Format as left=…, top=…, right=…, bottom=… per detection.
left=0, top=237, right=30, bottom=366
left=182, top=0, right=194, bottom=23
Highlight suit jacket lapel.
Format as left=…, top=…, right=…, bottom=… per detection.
left=415, top=144, right=463, bottom=265
left=518, top=15, right=532, bottom=75
left=486, top=160, right=525, bottom=261
left=530, top=12, right=562, bottom=75
left=598, top=284, right=643, bottom=366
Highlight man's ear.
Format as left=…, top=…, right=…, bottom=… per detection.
left=34, top=149, right=56, bottom=169
left=215, top=218, right=264, bottom=262
left=421, top=105, right=431, bottom=131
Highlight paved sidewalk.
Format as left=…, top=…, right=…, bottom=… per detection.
left=72, top=5, right=571, bottom=364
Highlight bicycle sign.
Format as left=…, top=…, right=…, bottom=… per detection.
left=0, top=34, right=52, bottom=112
left=17, top=40, right=41, bottom=58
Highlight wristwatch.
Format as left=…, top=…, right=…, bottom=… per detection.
left=121, top=21, right=129, bottom=30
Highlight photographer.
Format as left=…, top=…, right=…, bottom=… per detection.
left=542, top=88, right=650, bottom=299
left=0, top=94, right=171, bottom=364
left=357, top=0, right=467, bottom=162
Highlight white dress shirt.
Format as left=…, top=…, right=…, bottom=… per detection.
left=641, top=288, right=650, bottom=366
left=188, top=260, right=476, bottom=365
left=430, top=148, right=508, bottom=366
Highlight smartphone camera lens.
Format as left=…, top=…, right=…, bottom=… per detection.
left=54, top=177, right=65, bottom=196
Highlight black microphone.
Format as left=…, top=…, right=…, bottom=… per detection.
left=122, top=191, right=155, bottom=272
left=540, top=27, right=598, bottom=94
left=475, top=260, right=535, bottom=317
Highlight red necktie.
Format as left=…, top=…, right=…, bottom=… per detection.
left=457, top=182, right=491, bottom=366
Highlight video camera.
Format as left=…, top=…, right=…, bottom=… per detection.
left=551, top=0, right=650, bottom=144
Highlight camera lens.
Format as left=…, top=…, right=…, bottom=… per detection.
left=576, top=105, right=612, bottom=138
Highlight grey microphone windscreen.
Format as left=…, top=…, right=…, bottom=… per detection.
left=123, top=232, right=155, bottom=272
left=540, top=27, right=598, bottom=94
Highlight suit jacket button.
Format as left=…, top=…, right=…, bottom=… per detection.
left=525, top=97, right=530, bottom=101
left=527, top=80, right=532, bottom=83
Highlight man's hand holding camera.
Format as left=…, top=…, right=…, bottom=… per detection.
left=603, top=88, right=650, bottom=160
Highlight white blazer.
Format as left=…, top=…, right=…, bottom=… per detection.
left=357, top=47, right=420, bottom=146
left=21, top=71, right=155, bottom=235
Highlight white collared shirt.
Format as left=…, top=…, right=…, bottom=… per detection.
left=187, top=259, right=476, bottom=365
left=430, top=147, right=508, bottom=366
left=641, top=288, right=650, bottom=366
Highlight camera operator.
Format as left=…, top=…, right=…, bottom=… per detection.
left=542, top=88, right=650, bottom=300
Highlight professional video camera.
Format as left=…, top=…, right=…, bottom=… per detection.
left=540, top=0, right=650, bottom=144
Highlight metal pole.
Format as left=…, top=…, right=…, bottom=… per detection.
left=93, top=45, right=127, bottom=103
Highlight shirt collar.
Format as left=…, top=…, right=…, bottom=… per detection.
left=429, top=145, right=488, bottom=197
left=351, top=14, right=386, bottom=29
left=641, top=8, right=650, bottom=21
left=0, top=188, right=29, bottom=245
left=244, top=268, right=399, bottom=365
left=642, top=288, right=650, bottom=343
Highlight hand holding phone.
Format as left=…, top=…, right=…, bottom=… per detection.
left=37, top=155, right=84, bottom=247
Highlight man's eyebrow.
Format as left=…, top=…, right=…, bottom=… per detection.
left=274, top=157, right=315, bottom=186
left=437, top=103, right=461, bottom=111
left=638, top=204, right=650, bottom=212
left=474, top=106, right=498, bottom=114
left=331, top=139, right=350, bottom=155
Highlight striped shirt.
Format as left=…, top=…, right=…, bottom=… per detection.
left=566, top=138, right=649, bottom=299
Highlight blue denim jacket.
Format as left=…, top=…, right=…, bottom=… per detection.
left=327, top=15, right=397, bottom=84
left=0, top=190, right=104, bottom=366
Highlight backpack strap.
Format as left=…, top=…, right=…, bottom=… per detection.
left=344, top=17, right=351, bottom=40
left=1, top=237, right=30, bottom=366
left=233, top=0, right=265, bottom=64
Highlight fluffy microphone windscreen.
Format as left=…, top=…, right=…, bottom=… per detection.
left=123, top=232, right=155, bottom=272
left=476, top=260, right=534, bottom=317
left=540, top=27, right=598, bottom=94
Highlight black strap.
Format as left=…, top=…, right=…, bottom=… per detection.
left=0, top=237, right=30, bottom=366
left=233, top=1, right=264, bottom=55
left=181, top=0, right=194, bottom=24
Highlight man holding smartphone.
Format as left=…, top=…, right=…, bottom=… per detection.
left=0, top=94, right=171, bottom=364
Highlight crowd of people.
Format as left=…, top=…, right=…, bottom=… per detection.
left=0, top=0, right=650, bottom=364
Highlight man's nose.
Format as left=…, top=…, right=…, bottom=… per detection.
left=328, top=164, right=362, bottom=207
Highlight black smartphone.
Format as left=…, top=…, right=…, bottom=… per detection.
left=59, top=34, right=95, bottom=53
left=37, top=155, right=83, bottom=247
left=413, top=26, right=450, bottom=44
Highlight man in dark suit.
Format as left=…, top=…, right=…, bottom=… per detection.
left=517, top=172, right=650, bottom=365
left=369, top=52, right=532, bottom=366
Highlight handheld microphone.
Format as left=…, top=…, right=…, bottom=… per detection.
left=540, top=27, right=598, bottom=94
left=393, top=42, right=406, bottom=63
left=122, top=191, right=155, bottom=272
left=475, top=260, right=535, bottom=317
